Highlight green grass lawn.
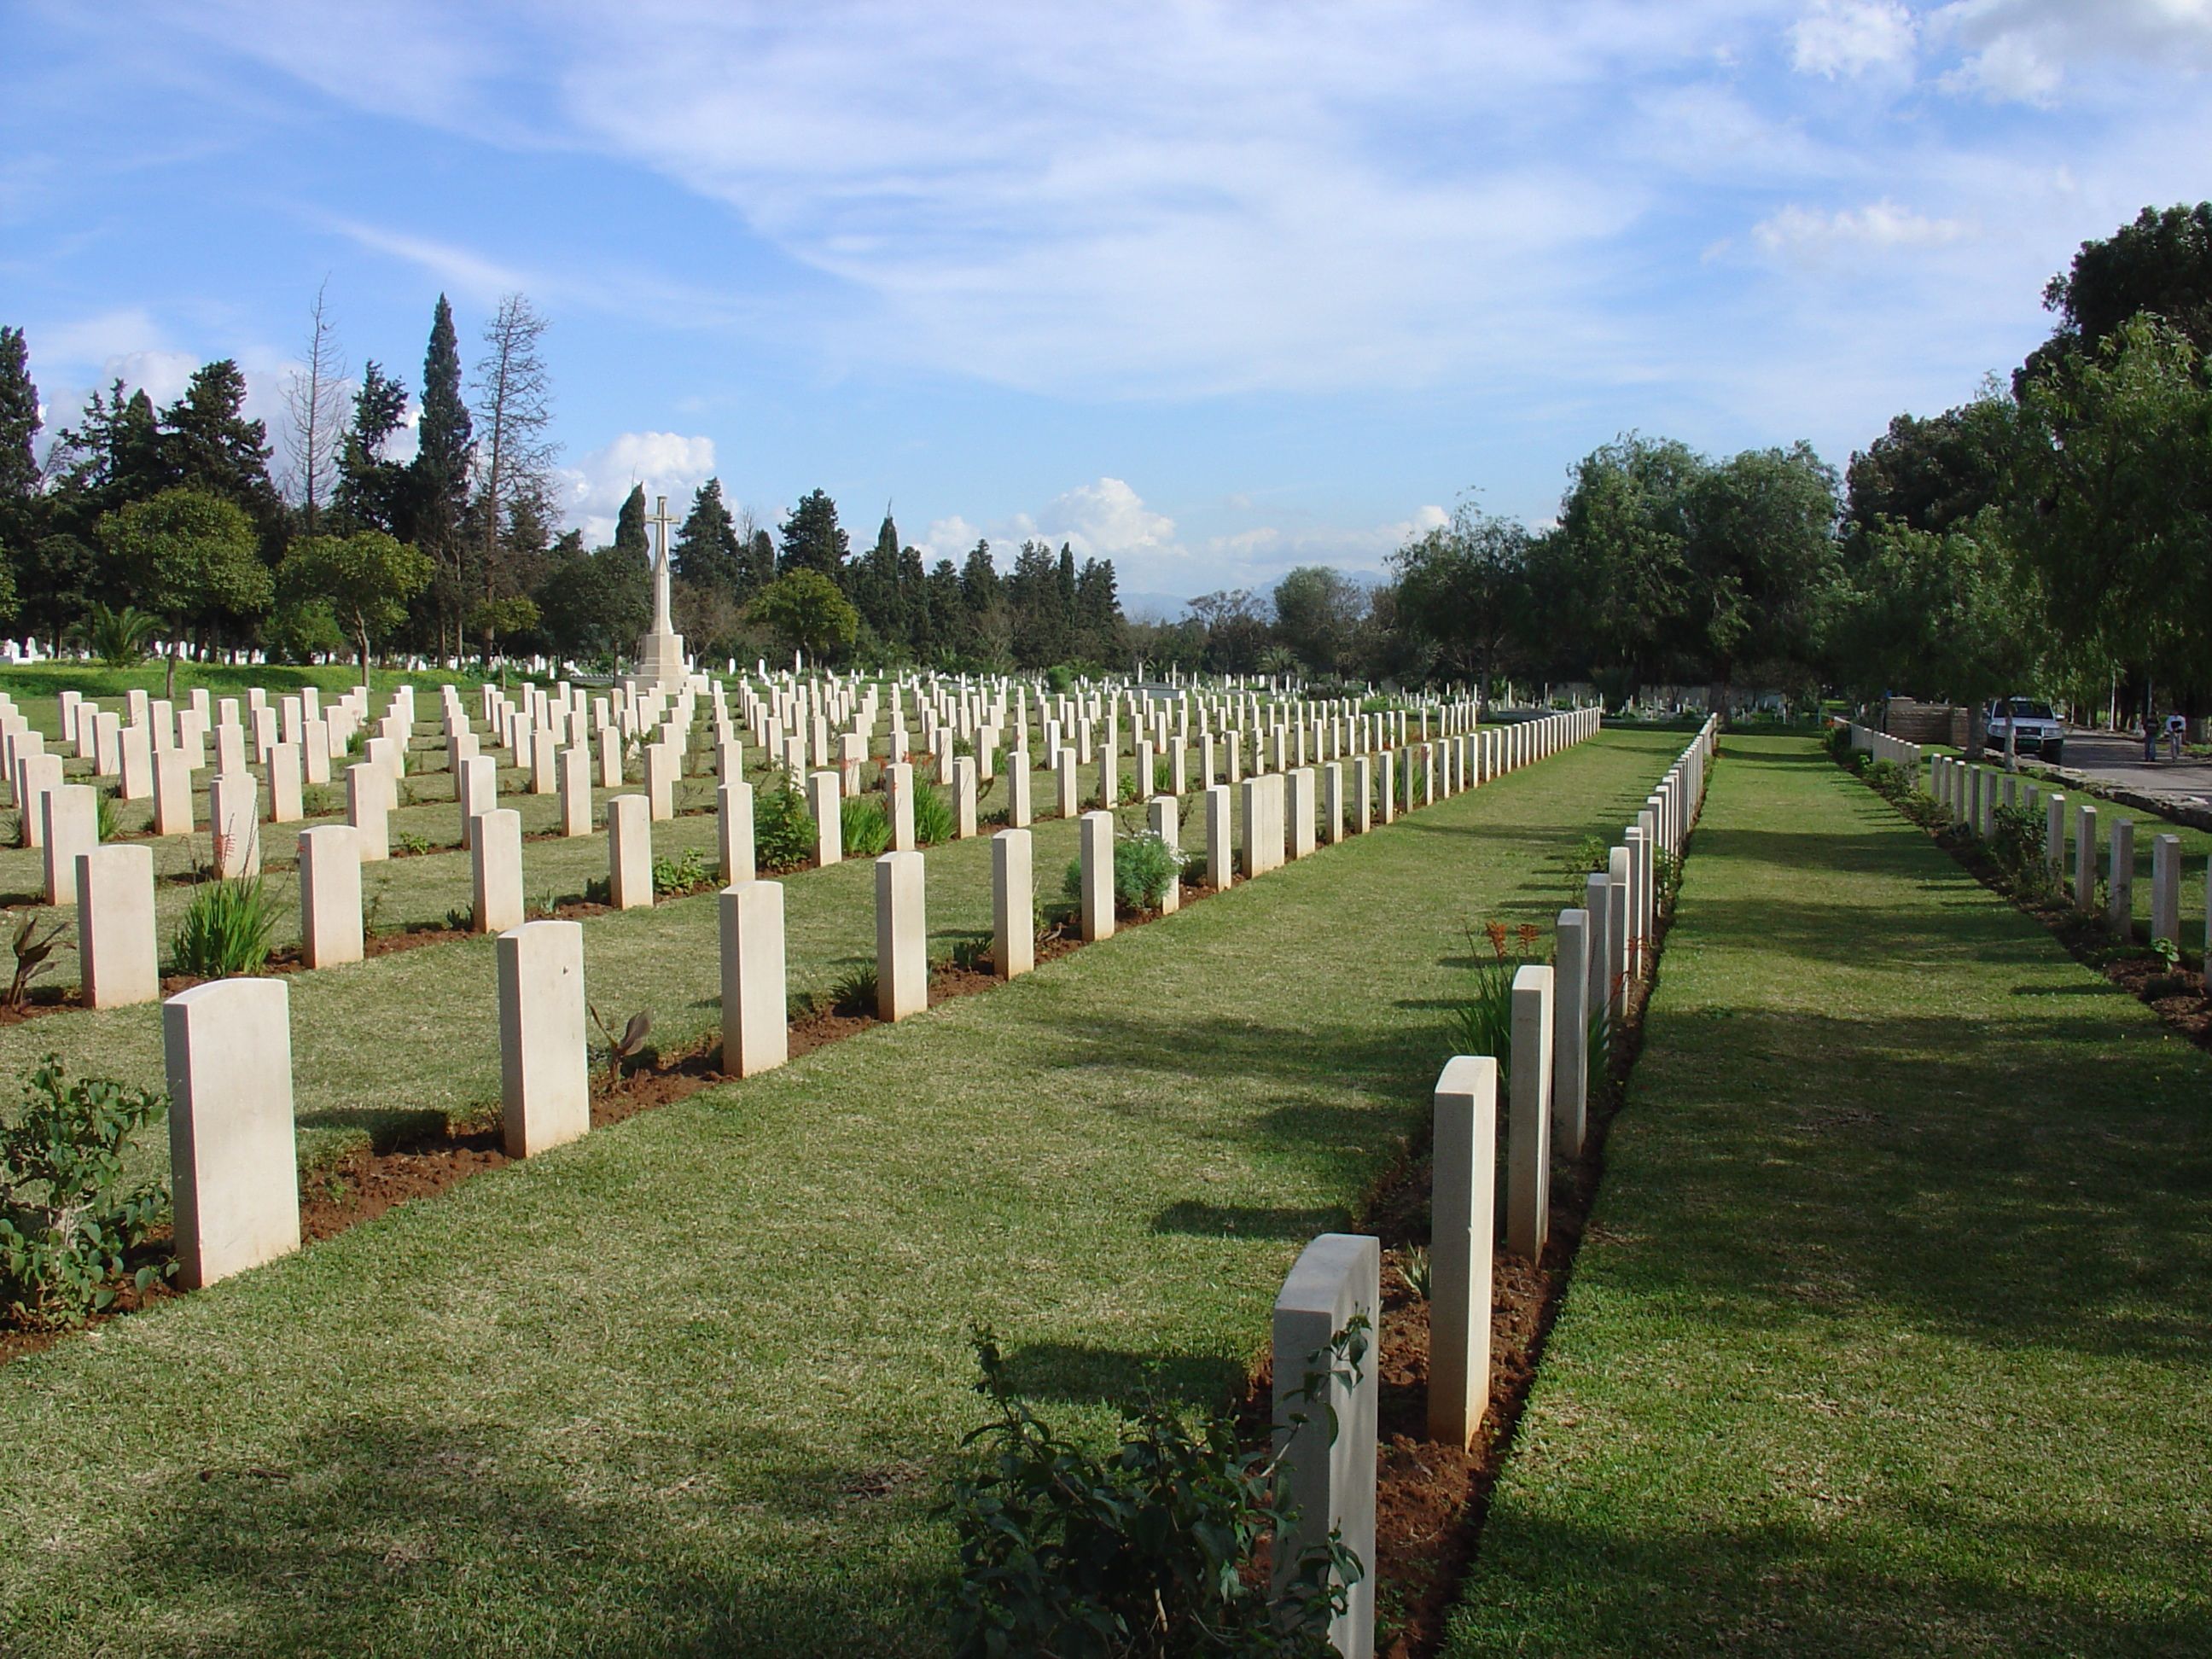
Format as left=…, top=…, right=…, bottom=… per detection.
left=0, top=729, right=1674, bottom=1659
left=1445, top=733, right=2212, bottom=1657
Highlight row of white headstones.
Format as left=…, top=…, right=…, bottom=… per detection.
left=140, top=701, right=1711, bottom=1659
left=17, top=670, right=1551, bottom=1007
left=1850, top=725, right=2210, bottom=985
left=1271, top=716, right=1717, bottom=1659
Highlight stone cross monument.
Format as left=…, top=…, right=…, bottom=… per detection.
left=627, top=492, right=688, bottom=695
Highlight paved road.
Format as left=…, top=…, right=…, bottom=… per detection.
left=2042, top=728, right=2212, bottom=806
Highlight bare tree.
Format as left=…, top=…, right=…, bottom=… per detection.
left=282, top=279, right=347, bottom=533
left=469, top=294, right=558, bottom=626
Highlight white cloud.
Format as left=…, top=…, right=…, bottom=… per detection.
left=1753, top=199, right=1974, bottom=264
left=1790, top=1, right=1917, bottom=79
left=1931, top=0, right=2212, bottom=104
left=559, top=431, right=717, bottom=547
left=320, top=217, right=538, bottom=306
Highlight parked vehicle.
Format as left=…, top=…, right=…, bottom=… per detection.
left=1983, top=697, right=2064, bottom=764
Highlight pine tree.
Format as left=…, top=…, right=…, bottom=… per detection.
left=332, top=362, right=412, bottom=535
left=160, top=360, right=282, bottom=530
left=926, top=558, right=965, bottom=657
left=673, top=476, right=742, bottom=591
left=850, top=508, right=905, bottom=646
left=899, top=544, right=931, bottom=658
left=1074, top=557, right=1128, bottom=666
left=777, top=488, right=849, bottom=578
left=410, top=294, right=474, bottom=658
left=741, top=527, right=776, bottom=598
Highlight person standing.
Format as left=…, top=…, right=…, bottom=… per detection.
left=2166, top=711, right=2187, bottom=762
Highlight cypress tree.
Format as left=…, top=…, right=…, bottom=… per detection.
left=853, top=508, right=905, bottom=645
left=332, top=361, right=412, bottom=535
left=899, top=544, right=931, bottom=658
left=411, top=294, right=474, bottom=654
left=741, top=527, right=775, bottom=599
left=0, top=327, right=38, bottom=577
left=614, top=484, right=649, bottom=561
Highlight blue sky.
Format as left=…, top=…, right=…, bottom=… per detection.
left=4, top=1, right=2209, bottom=613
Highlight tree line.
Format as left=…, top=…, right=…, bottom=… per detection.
left=3, top=202, right=2207, bottom=708
left=1138, top=204, right=2212, bottom=726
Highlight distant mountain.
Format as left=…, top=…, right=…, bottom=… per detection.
left=1121, top=591, right=1193, bottom=624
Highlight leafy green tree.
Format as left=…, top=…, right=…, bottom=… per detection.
left=1390, top=502, right=1532, bottom=705
left=533, top=533, right=649, bottom=667
left=1845, top=400, right=2012, bottom=536
left=160, top=360, right=282, bottom=533
left=742, top=527, right=776, bottom=597
left=746, top=568, right=859, bottom=663
left=1272, top=566, right=1367, bottom=676
left=410, top=294, right=474, bottom=660
left=851, top=509, right=905, bottom=648
left=2011, top=315, right=2212, bottom=736
left=1004, top=539, right=1068, bottom=667
left=1551, top=434, right=1706, bottom=703
left=1822, top=513, right=2042, bottom=712
left=331, top=362, right=413, bottom=536
left=777, top=488, right=849, bottom=579
left=1680, top=442, right=1840, bottom=707
left=924, top=559, right=965, bottom=658
left=2035, top=202, right=2212, bottom=374
left=97, top=487, right=272, bottom=696
left=1187, top=590, right=1271, bottom=674
left=280, top=530, right=434, bottom=688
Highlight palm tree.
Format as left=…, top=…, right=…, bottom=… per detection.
left=69, top=603, right=163, bottom=667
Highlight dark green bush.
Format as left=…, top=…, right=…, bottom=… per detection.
left=754, top=772, right=815, bottom=872
left=1989, top=801, right=2045, bottom=881
left=169, top=876, right=280, bottom=976
left=1059, top=830, right=1184, bottom=916
left=842, top=796, right=891, bottom=858
left=940, top=1322, right=1365, bottom=1657
left=913, top=784, right=956, bottom=847
left=0, top=1057, right=171, bottom=1329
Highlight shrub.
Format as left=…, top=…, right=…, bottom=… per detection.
left=5, top=917, right=67, bottom=1010
left=829, top=963, right=879, bottom=1016
left=1447, top=919, right=1545, bottom=1097
left=169, top=876, right=280, bottom=976
left=1989, top=801, right=2045, bottom=882
left=754, top=772, right=815, bottom=872
left=940, top=1322, right=1365, bottom=1658
left=92, top=790, right=120, bottom=843
left=0, top=1057, right=172, bottom=1329
left=842, top=795, right=891, bottom=858
left=652, top=847, right=716, bottom=898
left=913, top=784, right=956, bottom=848
left=1559, top=834, right=1609, bottom=905
left=1060, top=830, right=1184, bottom=917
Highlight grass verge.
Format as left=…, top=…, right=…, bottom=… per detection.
left=1443, top=733, right=2212, bottom=1656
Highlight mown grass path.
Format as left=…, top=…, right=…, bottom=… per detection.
left=1447, top=735, right=2212, bottom=1656
left=1, top=730, right=1677, bottom=1656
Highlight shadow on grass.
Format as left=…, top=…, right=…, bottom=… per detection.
left=1461, top=1505, right=2211, bottom=1657
left=991, top=1339, right=1248, bottom=1406
left=1616, top=1003, right=2212, bottom=1366
left=1150, top=1200, right=1350, bottom=1240
left=98, top=1417, right=935, bottom=1658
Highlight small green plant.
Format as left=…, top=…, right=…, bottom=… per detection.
left=946, top=933, right=993, bottom=975
left=1653, top=846, right=1681, bottom=911
left=651, top=847, right=716, bottom=898
left=1560, top=834, right=1609, bottom=905
left=527, top=889, right=561, bottom=921
left=1400, top=1245, right=1432, bottom=1301
left=6, top=917, right=68, bottom=1011
left=168, top=876, right=281, bottom=977
left=1448, top=919, right=1544, bottom=1096
left=841, top=795, right=892, bottom=858
left=583, top=875, right=613, bottom=905
left=394, top=830, right=431, bottom=856
left=1060, top=830, right=1185, bottom=917
left=829, top=963, right=879, bottom=1016
left=2151, top=936, right=2181, bottom=973
left=92, top=789, right=120, bottom=843
left=445, top=903, right=475, bottom=931
left=940, top=1319, right=1366, bottom=1656
left=912, top=784, right=956, bottom=848
left=0, top=1057, right=172, bottom=1329
left=754, top=771, right=815, bottom=872
left=301, top=783, right=341, bottom=817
